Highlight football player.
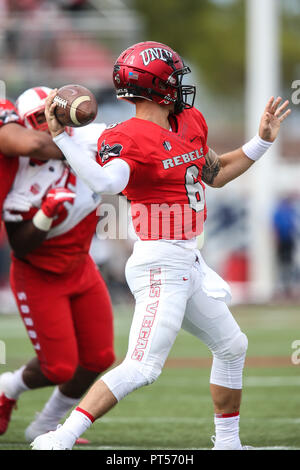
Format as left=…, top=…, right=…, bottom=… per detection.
left=32, top=42, right=290, bottom=450
left=0, top=87, right=115, bottom=443
left=0, top=97, right=63, bottom=224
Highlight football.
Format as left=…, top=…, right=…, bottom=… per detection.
left=53, top=84, right=98, bottom=127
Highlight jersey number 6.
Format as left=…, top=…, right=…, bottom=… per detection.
left=185, top=165, right=205, bottom=213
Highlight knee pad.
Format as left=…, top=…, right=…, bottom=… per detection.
left=210, top=331, right=248, bottom=389
left=215, top=331, right=248, bottom=362
left=98, top=349, right=116, bottom=372
left=141, top=363, right=162, bottom=385
left=42, top=363, right=76, bottom=384
left=229, top=331, right=248, bottom=359
left=101, top=359, right=162, bottom=402
left=81, top=348, right=116, bottom=374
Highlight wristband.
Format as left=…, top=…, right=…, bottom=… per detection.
left=32, top=209, right=53, bottom=231
left=197, top=231, right=205, bottom=250
left=242, top=135, right=273, bottom=161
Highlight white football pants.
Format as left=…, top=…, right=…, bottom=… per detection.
left=102, top=240, right=248, bottom=401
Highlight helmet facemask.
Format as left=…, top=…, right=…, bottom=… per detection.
left=25, top=108, right=48, bottom=132
left=166, top=65, right=196, bottom=114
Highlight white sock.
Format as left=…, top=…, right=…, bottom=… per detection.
left=34, top=388, right=78, bottom=428
left=1, top=366, right=30, bottom=400
left=55, top=408, right=94, bottom=449
left=214, top=413, right=242, bottom=449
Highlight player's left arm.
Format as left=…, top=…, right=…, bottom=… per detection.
left=5, top=220, right=48, bottom=258
left=0, top=123, right=64, bottom=160
left=202, top=96, right=291, bottom=188
left=4, top=187, right=76, bottom=258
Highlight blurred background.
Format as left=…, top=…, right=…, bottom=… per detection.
left=0, top=0, right=300, bottom=312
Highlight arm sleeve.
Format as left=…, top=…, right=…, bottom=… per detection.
left=53, top=132, right=130, bottom=195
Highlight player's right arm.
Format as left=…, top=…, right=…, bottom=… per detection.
left=52, top=132, right=130, bottom=195
left=44, top=90, right=130, bottom=195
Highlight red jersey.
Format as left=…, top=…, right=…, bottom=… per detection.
left=97, top=107, right=208, bottom=240
left=0, top=99, right=23, bottom=224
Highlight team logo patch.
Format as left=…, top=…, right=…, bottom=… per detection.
left=30, top=183, right=41, bottom=195
left=99, top=140, right=123, bottom=163
left=163, top=141, right=172, bottom=151
left=0, top=107, right=19, bottom=125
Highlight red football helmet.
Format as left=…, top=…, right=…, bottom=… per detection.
left=113, top=41, right=196, bottom=114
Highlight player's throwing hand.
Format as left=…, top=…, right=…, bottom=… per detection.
left=259, top=96, right=291, bottom=142
left=45, top=90, right=65, bottom=138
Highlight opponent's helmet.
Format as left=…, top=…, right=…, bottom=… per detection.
left=16, top=86, right=51, bottom=131
left=113, top=41, right=196, bottom=114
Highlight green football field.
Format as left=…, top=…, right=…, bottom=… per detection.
left=0, top=304, right=299, bottom=450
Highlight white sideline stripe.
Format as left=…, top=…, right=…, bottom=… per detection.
left=9, top=415, right=300, bottom=426
left=155, top=376, right=300, bottom=388
left=244, top=376, right=300, bottom=387
left=94, top=417, right=300, bottom=425
left=146, top=376, right=300, bottom=389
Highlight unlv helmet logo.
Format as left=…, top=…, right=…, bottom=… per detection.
left=140, top=47, right=173, bottom=67
left=99, top=141, right=123, bottom=163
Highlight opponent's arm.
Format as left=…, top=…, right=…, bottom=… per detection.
left=5, top=220, right=48, bottom=258
left=0, top=123, right=64, bottom=160
left=202, top=96, right=291, bottom=188
left=4, top=188, right=75, bottom=258
left=45, top=89, right=130, bottom=195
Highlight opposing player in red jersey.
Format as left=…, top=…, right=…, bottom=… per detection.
left=0, top=87, right=115, bottom=442
left=32, top=42, right=290, bottom=451
left=0, top=97, right=63, bottom=225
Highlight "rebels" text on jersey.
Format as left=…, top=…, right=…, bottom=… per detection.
left=162, top=147, right=204, bottom=170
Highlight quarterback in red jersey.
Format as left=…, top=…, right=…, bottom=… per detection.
left=32, top=41, right=290, bottom=451
left=97, top=106, right=208, bottom=240
left=0, top=87, right=115, bottom=443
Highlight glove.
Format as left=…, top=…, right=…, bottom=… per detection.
left=3, top=211, right=23, bottom=222
left=33, top=187, right=75, bottom=231
left=2, top=193, right=32, bottom=222
left=41, top=187, right=76, bottom=218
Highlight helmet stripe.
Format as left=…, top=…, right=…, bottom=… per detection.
left=33, top=87, right=48, bottom=100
